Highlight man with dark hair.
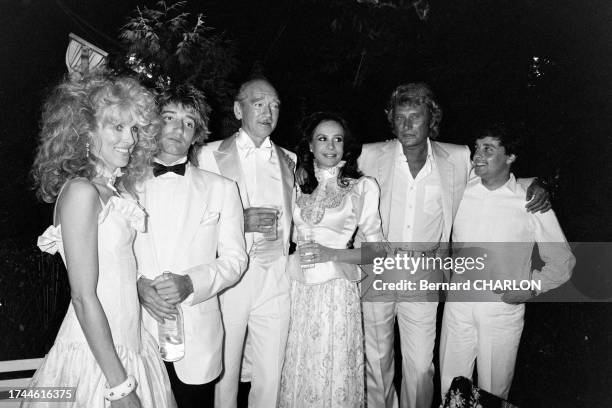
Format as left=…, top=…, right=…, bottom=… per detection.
left=156, top=84, right=212, bottom=166
left=358, top=83, right=550, bottom=408
left=198, top=78, right=296, bottom=408
left=134, top=83, right=248, bottom=408
left=439, top=122, right=574, bottom=400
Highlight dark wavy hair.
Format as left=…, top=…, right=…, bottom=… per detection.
left=296, top=112, right=362, bottom=194
left=477, top=121, right=525, bottom=158
left=157, top=84, right=211, bottom=165
left=385, top=82, right=443, bottom=139
left=31, top=71, right=159, bottom=202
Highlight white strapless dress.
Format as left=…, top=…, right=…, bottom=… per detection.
left=23, top=196, right=176, bottom=408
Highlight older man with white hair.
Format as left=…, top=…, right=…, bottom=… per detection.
left=198, top=78, right=296, bottom=408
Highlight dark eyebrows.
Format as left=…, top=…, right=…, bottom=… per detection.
left=315, top=133, right=344, bottom=139
left=161, top=109, right=196, bottom=122
left=475, top=141, right=499, bottom=148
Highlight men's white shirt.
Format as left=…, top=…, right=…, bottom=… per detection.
left=451, top=174, right=574, bottom=300
left=146, top=156, right=189, bottom=272
left=235, top=128, right=283, bottom=254
left=387, top=138, right=444, bottom=247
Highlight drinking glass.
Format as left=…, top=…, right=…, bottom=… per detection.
left=298, top=227, right=315, bottom=269
left=261, top=205, right=281, bottom=241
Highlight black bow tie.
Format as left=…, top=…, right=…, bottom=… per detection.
left=153, top=161, right=187, bottom=177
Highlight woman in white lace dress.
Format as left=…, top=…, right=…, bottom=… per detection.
left=27, top=72, right=175, bottom=408
left=279, top=112, right=384, bottom=407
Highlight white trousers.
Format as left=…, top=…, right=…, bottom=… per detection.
left=363, top=301, right=438, bottom=408
left=215, top=256, right=290, bottom=408
left=439, top=302, right=525, bottom=400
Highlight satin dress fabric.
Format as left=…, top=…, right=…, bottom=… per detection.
left=25, top=195, right=176, bottom=408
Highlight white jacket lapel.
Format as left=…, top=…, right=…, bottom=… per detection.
left=275, top=144, right=295, bottom=243
left=378, top=141, right=396, bottom=237
left=214, top=134, right=250, bottom=208
left=431, top=141, right=454, bottom=242
left=172, top=165, right=209, bottom=264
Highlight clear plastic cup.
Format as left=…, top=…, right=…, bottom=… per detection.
left=298, top=228, right=315, bottom=269
left=261, top=206, right=281, bottom=241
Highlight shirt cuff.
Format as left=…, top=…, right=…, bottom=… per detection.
left=182, top=274, right=196, bottom=306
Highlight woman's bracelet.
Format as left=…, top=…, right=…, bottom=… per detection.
left=104, top=375, right=137, bottom=401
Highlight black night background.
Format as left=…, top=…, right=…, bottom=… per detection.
left=1, top=0, right=611, bottom=406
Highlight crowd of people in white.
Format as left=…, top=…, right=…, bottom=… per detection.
left=25, top=71, right=573, bottom=408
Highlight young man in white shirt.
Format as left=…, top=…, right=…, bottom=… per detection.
left=439, top=122, right=575, bottom=400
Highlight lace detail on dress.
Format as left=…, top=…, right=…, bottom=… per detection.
left=279, top=279, right=364, bottom=407
left=98, top=196, right=146, bottom=232
left=297, top=178, right=359, bottom=225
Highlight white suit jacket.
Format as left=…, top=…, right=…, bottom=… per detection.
left=358, top=139, right=472, bottom=245
left=197, top=133, right=296, bottom=255
left=134, top=164, right=248, bottom=384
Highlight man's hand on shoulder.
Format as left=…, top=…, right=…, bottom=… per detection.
left=525, top=179, right=551, bottom=213
left=136, top=277, right=178, bottom=324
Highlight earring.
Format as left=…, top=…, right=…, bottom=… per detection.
left=85, top=142, right=90, bottom=158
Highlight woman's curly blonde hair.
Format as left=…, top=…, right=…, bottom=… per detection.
left=32, top=71, right=159, bottom=202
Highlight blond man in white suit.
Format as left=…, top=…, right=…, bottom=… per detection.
left=197, top=78, right=296, bottom=408
left=134, top=85, right=248, bottom=408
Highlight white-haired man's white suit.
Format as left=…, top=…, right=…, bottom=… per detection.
left=198, top=131, right=296, bottom=408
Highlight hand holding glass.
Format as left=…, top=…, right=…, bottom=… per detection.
left=261, top=206, right=281, bottom=241
left=298, top=229, right=316, bottom=269
left=245, top=206, right=281, bottom=240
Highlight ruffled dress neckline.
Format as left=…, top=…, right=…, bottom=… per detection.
left=37, top=195, right=146, bottom=255
left=314, top=160, right=345, bottom=182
